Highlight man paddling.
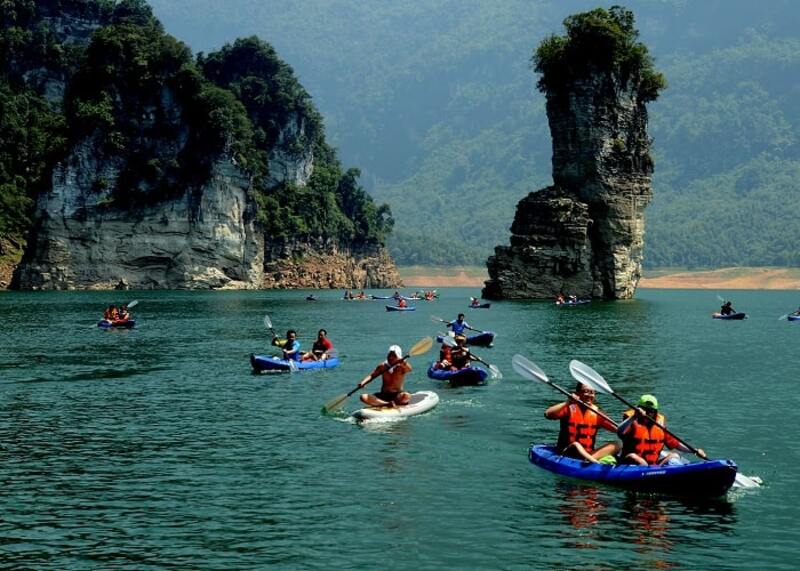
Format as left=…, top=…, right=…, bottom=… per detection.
left=302, top=329, right=334, bottom=361
left=617, top=395, right=706, bottom=466
left=545, top=382, right=619, bottom=463
left=358, top=345, right=411, bottom=407
left=446, top=313, right=471, bottom=336
left=273, top=329, right=301, bottom=361
left=720, top=300, right=735, bottom=315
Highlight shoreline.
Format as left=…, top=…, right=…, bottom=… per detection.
left=398, top=266, right=800, bottom=290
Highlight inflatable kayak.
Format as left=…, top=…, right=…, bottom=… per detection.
left=97, top=319, right=135, bottom=328
left=788, top=314, right=800, bottom=321
left=427, top=362, right=488, bottom=385
left=436, top=331, right=495, bottom=347
left=468, top=303, right=491, bottom=309
left=556, top=299, right=591, bottom=307
left=386, top=305, right=416, bottom=312
left=306, top=295, right=318, bottom=301
left=712, top=312, right=747, bottom=320
left=528, top=445, right=737, bottom=497
left=250, top=354, right=340, bottom=373
left=352, top=391, right=439, bottom=421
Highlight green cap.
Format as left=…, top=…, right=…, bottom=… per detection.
left=638, top=394, right=659, bottom=409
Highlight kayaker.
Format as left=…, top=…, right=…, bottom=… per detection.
left=273, top=329, right=301, bottom=361
left=437, top=343, right=452, bottom=369
left=720, top=301, right=735, bottom=315
left=356, top=290, right=366, bottom=299
left=447, top=314, right=471, bottom=336
left=117, top=304, right=130, bottom=321
left=103, top=305, right=118, bottom=321
left=358, top=345, right=411, bottom=407
left=449, top=334, right=476, bottom=370
left=303, top=329, right=334, bottom=361
left=397, top=297, right=408, bottom=308
left=470, top=297, right=481, bottom=307
left=544, top=382, right=620, bottom=463
left=617, top=394, right=706, bottom=466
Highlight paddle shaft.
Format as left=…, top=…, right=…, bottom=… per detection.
left=608, top=391, right=702, bottom=456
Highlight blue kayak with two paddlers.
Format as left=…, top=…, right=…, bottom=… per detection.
left=528, top=444, right=737, bottom=497
left=250, top=354, right=340, bottom=373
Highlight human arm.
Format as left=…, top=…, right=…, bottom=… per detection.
left=544, top=400, right=571, bottom=419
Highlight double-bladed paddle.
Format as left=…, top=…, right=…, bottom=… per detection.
left=321, top=336, right=433, bottom=415
left=511, top=354, right=617, bottom=427
left=442, top=335, right=502, bottom=379
left=430, top=314, right=482, bottom=333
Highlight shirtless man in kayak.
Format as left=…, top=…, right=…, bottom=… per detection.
left=358, top=345, right=411, bottom=407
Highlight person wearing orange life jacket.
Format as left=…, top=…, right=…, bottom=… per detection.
left=617, top=394, right=706, bottom=466
left=397, top=297, right=408, bottom=308
left=545, top=382, right=620, bottom=463
left=437, top=343, right=452, bottom=369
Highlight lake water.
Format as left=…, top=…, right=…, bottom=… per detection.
left=0, top=287, right=798, bottom=569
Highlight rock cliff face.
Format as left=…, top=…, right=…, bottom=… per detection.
left=9, top=2, right=400, bottom=291
left=484, top=10, right=659, bottom=300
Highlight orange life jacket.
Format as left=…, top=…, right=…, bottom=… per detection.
left=622, top=410, right=668, bottom=464
left=557, top=403, right=602, bottom=453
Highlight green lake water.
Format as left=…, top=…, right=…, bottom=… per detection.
left=1, top=287, right=798, bottom=569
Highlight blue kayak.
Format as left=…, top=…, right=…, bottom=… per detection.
left=427, top=362, right=489, bottom=385
left=712, top=312, right=746, bottom=320
left=250, top=354, right=340, bottom=373
left=436, top=331, right=495, bottom=347
left=528, top=445, right=737, bottom=497
left=386, top=305, right=416, bottom=312
left=468, top=303, right=491, bottom=309
left=788, top=314, right=800, bottom=322
left=97, top=319, right=135, bottom=329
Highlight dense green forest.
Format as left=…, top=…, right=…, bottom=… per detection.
left=148, top=0, right=800, bottom=268
left=0, top=0, right=391, bottom=262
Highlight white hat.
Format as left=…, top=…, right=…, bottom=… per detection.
left=388, top=344, right=402, bottom=358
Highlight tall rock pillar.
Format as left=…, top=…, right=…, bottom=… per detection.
left=483, top=7, right=664, bottom=300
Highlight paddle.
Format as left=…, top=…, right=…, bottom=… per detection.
left=511, top=354, right=617, bottom=428
left=125, top=300, right=139, bottom=310
left=321, top=336, right=434, bottom=415
left=430, top=314, right=482, bottom=333
left=442, top=335, right=502, bottom=379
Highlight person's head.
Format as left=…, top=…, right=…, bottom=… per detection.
left=387, top=344, right=402, bottom=363
left=286, top=329, right=297, bottom=340
left=724, top=301, right=732, bottom=306
left=455, top=334, right=467, bottom=345
left=574, top=382, right=596, bottom=403
left=638, top=394, right=659, bottom=417
left=317, top=329, right=327, bottom=338
left=457, top=313, right=465, bottom=321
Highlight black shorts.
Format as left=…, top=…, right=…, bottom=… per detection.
left=374, top=391, right=399, bottom=403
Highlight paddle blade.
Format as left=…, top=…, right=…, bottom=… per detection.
left=441, top=335, right=456, bottom=347
left=569, top=360, right=613, bottom=394
left=779, top=314, right=789, bottom=321
left=408, top=336, right=434, bottom=357
left=263, top=314, right=272, bottom=329
left=734, top=473, right=763, bottom=489
left=488, top=364, right=502, bottom=380
left=322, top=392, right=348, bottom=415
left=288, top=359, right=299, bottom=373
left=512, top=354, right=549, bottom=384
left=716, top=294, right=725, bottom=303
left=126, top=300, right=139, bottom=309
left=430, top=314, right=446, bottom=324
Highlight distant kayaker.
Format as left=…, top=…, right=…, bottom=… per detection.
left=103, top=305, right=118, bottom=321
left=437, top=343, right=452, bottom=369
left=544, top=382, right=620, bottom=464
left=358, top=345, right=411, bottom=407
left=470, top=297, right=481, bottom=307
left=617, top=394, right=706, bottom=466
left=273, top=329, right=301, bottom=361
left=117, top=304, right=130, bottom=321
left=303, top=329, right=334, bottom=361
left=397, top=297, right=408, bottom=308
left=720, top=301, right=735, bottom=315
left=447, top=313, right=471, bottom=335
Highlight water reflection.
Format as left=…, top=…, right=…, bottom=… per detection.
left=556, top=481, right=608, bottom=549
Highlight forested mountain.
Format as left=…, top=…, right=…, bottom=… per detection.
left=114, top=2, right=800, bottom=266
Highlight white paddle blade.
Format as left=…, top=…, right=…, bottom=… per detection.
left=716, top=294, right=725, bottom=303
left=511, top=354, right=549, bottom=384
left=126, top=300, right=139, bottom=309
left=441, top=335, right=456, bottom=348
left=489, top=364, right=502, bottom=380
left=288, top=359, right=298, bottom=373
left=778, top=314, right=788, bottom=321
left=263, top=315, right=272, bottom=329
left=569, top=360, right=613, bottom=394
left=734, top=473, right=763, bottom=489
left=430, top=314, right=445, bottom=324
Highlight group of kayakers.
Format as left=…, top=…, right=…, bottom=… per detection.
left=545, top=382, right=706, bottom=466
left=342, top=290, right=369, bottom=300
left=101, top=304, right=131, bottom=323
left=272, top=328, right=335, bottom=362
left=555, top=294, right=579, bottom=304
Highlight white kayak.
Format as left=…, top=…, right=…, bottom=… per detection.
left=352, top=391, right=439, bottom=421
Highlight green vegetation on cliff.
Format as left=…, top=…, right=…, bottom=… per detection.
left=0, top=0, right=392, bottom=261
